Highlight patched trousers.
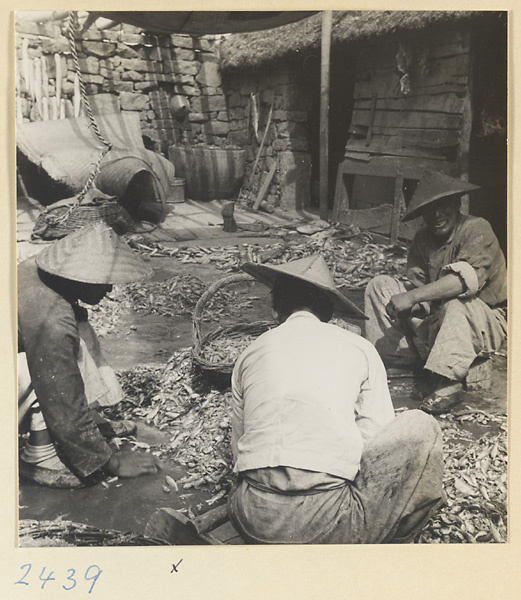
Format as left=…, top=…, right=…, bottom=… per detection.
left=228, top=410, right=444, bottom=544
left=364, top=275, right=507, bottom=381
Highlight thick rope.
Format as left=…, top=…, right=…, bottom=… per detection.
left=67, top=12, right=111, bottom=148
left=67, top=11, right=112, bottom=203
left=45, top=12, right=114, bottom=229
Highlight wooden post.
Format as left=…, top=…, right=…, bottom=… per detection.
left=458, top=33, right=474, bottom=215
left=250, top=103, right=273, bottom=183
left=390, top=171, right=404, bottom=244
left=319, top=10, right=333, bottom=222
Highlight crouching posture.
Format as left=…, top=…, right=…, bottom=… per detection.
left=228, top=254, right=444, bottom=544
left=365, top=170, right=507, bottom=415
left=18, top=223, right=162, bottom=488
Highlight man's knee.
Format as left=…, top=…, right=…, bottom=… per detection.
left=437, top=297, right=468, bottom=319
left=365, top=275, right=402, bottom=303
left=394, top=410, right=442, bottom=446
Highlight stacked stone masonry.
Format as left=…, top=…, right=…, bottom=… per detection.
left=16, top=21, right=233, bottom=154
left=16, top=18, right=313, bottom=211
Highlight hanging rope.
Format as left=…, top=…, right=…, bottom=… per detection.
left=67, top=11, right=112, bottom=202
left=42, top=12, right=115, bottom=232
left=39, top=11, right=116, bottom=234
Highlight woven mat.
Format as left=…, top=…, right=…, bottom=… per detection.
left=17, top=113, right=175, bottom=202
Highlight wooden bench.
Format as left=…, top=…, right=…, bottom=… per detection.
left=144, top=504, right=245, bottom=545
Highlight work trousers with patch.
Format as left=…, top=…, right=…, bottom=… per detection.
left=228, top=410, right=444, bottom=544
left=364, top=275, right=507, bottom=381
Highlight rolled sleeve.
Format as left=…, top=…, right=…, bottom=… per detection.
left=441, top=261, right=479, bottom=298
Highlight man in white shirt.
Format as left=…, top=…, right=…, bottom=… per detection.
left=228, top=254, right=444, bottom=544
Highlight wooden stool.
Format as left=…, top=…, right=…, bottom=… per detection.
left=144, top=504, right=245, bottom=545
left=221, top=201, right=237, bottom=233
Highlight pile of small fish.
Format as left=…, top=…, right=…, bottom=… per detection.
left=128, top=227, right=408, bottom=290
left=109, top=349, right=235, bottom=494
left=87, top=292, right=131, bottom=337
left=88, top=228, right=408, bottom=339
left=87, top=274, right=253, bottom=337
left=199, top=334, right=260, bottom=365
left=415, top=410, right=507, bottom=543
left=110, top=349, right=508, bottom=544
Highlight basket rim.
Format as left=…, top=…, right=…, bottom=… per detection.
left=192, top=320, right=273, bottom=373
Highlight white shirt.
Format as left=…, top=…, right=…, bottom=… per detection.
left=231, top=311, right=395, bottom=481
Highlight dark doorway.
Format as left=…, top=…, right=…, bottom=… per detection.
left=306, top=47, right=356, bottom=209
left=468, top=12, right=508, bottom=256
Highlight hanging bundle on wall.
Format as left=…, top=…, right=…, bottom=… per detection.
left=33, top=57, right=43, bottom=119
left=55, top=53, right=62, bottom=106
left=250, top=92, right=260, bottom=143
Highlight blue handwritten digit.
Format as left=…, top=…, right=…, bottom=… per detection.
left=38, top=567, right=56, bottom=589
left=14, top=563, right=31, bottom=586
left=85, top=565, right=102, bottom=594
left=62, top=568, right=77, bottom=591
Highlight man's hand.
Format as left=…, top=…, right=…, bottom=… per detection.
left=104, top=451, right=162, bottom=478
left=385, top=292, right=417, bottom=320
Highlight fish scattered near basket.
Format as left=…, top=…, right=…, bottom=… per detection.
left=31, top=191, right=133, bottom=240
left=192, top=273, right=273, bottom=377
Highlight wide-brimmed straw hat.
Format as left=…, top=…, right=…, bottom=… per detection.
left=36, top=222, right=152, bottom=284
left=402, top=170, right=480, bottom=222
left=241, top=253, right=366, bottom=319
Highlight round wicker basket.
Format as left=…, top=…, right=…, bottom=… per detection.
left=192, top=272, right=273, bottom=376
left=32, top=197, right=132, bottom=241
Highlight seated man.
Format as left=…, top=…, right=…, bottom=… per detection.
left=365, top=170, right=507, bottom=415
left=227, top=254, right=444, bottom=544
left=18, top=222, right=162, bottom=488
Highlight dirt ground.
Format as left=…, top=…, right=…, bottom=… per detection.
left=18, top=229, right=508, bottom=545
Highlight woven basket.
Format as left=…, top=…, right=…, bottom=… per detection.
left=32, top=196, right=132, bottom=241
left=192, top=273, right=273, bottom=376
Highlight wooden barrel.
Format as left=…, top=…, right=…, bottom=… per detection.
left=168, top=145, right=246, bottom=201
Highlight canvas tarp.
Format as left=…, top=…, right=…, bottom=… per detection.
left=16, top=112, right=175, bottom=204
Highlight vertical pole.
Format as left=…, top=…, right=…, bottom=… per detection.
left=319, top=10, right=333, bottom=221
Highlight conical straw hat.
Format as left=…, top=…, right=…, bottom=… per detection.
left=36, top=222, right=152, bottom=284
left=242, top=253, right=366, bottom=319
left=402, top=170, right=480, bottom=222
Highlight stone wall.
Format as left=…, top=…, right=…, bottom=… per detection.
left=15, top=18, right=230, bottom=155
left=222, top=67, right=313, bottom=212
left=15, top=17, right=315, bottom=212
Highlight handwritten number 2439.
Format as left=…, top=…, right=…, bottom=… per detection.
left=15, top=564, right=102, bottom=593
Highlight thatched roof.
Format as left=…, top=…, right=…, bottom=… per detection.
left=219, top=10, right=492, bottom=71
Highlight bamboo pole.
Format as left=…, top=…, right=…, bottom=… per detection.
left=319, top=10, right=333, bottom=221
left=250, top=103, right=273, bottom=179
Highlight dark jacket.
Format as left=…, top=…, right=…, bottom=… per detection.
left=18, top=257, right=112, bottom=478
